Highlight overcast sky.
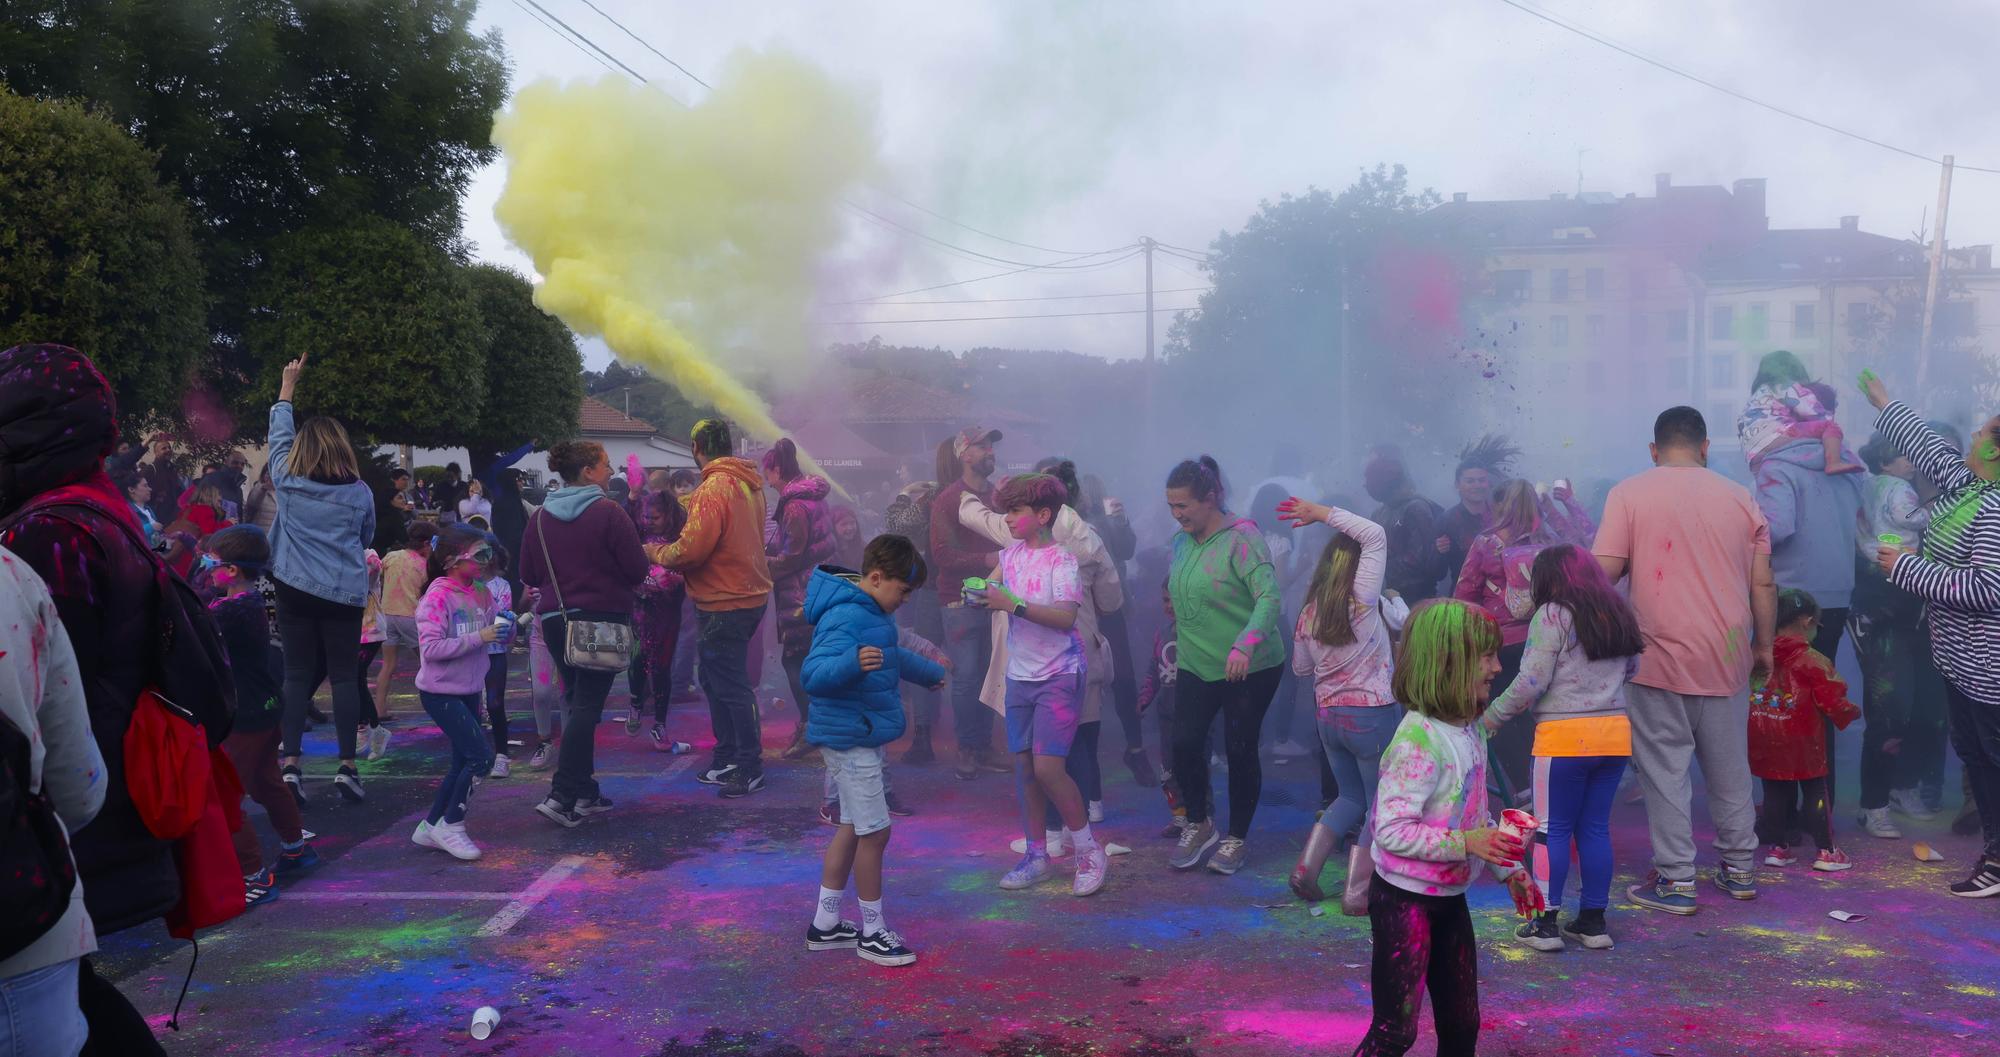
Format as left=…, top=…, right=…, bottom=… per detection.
left=460, top=0, right=2000, bottom=369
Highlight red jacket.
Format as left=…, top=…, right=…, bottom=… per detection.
left=929, top=478, right=997, bottom=602
left=1747, top=635, right=1862, bottom=780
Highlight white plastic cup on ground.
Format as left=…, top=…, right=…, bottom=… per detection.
left=470, top=1006, right=500, bottom=1040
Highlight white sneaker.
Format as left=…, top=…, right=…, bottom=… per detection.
left=1009, top=829, right=1070, bottom=857
left=1073, top=843, right=1108, bottom=897
left=411, top=820, right=438, bottom=849
left=490, top=754, right=511, bottom=779
left=1087, top=800, right=1105, bottom=823
left=1890, top=789, right=1939, bottom=820
left=1861, top=807, right=1902, bottom=839
left=429, top=820, right=482, bottom=861
left=368, top=725, right=392, bottom=760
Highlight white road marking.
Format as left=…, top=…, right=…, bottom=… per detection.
left=474, top=855, right=588, bottom=937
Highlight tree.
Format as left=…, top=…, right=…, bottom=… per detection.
left=1844, top=255, right=1999, bottom=425
left=1162, top=164, right=1469, bottom=472
left=464, top=264, right=583, bottom=450
left=245, top=217, right=487, bottom=446
left=581, top=361, right=715, bottom=442
left=0, top=0, right=509, bottom=414
left=0, top=86, right=206, bottom=428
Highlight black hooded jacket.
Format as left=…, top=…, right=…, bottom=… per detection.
left=0, top=344, right=181, bottom=934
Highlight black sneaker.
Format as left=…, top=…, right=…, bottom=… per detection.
left=885, top=791, right=915, bottom=817
left=697, top=761, right=737, bottom=786
left=1514, top=912, right=1563, bottom=951
left=574, top=796, right=615, bottom=817
left=719, top=771, right=765, bottom=799
left=274, top=843, right=321, bottom=876
left=806, top=920, right=860, bottom=951
left=334, top=766, right=365, bottom=803
left=282, top=765, right=306, bottom=808
left=1561, top=915, right=1615, bottom=950
left=857, top=928, right=917, bottom=967
left=535, top=797, right=583, bottom=828
left=1949, top=860, right=2000, bottom=898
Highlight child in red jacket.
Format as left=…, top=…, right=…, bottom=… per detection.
left=1752, top=589, right=1863, bottom=872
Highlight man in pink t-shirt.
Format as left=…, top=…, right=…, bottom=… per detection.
left=1594, top=407, right=1777, bottom=916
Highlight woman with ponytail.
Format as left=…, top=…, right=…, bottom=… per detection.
left=1162, top=456, right=1285, bottom=876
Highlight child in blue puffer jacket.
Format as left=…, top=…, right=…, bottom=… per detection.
left=801, top=535, right=946, bottom=969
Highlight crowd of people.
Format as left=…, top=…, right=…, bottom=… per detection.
left=1, top=338, right=1996, bottom=1057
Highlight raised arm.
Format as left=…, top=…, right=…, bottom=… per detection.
left=1324, top=505, right=1387, bottom=607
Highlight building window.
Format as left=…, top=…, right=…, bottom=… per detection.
left=1665, top=308, right=1688, bottom=342
left=1629, top=312, right=1647, bottom=344
left=1665, top=356, right=1689, bottom=389
left=1846, top=301, right=1874, bottom=338
left=1585, top=268, right=1605, bottom=300
left=1793, top=303, right=1816, bottom=340
left=1747, top=302, right=1768, bottom=342
left=1709, top=353, right=1736, bottom=390
left=1550, top=314, right=1570, bottom=347
left=1550, top=268, right=1570, bottom=302
left=1493, top=270, right=1530, bottom=302
left=1586, top=360, right=1606, bottom=393
left=1586, top=314, right=1605, bottom=347
left=1630, top=269, right=1648, bottom=301
left=1710, top=305, right=1734, bottom=341
left=1938, top=300, right=1977, bottom=339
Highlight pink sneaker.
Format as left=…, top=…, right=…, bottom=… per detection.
left=1813, top=848, right=1854, bottom=873
left=1762, top=845, right=1797, bottom=868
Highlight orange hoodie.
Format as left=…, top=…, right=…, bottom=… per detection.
left=646, top=456, right=773, bottom=611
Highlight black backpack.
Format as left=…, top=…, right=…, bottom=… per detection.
left=0, top=709, right=78, bottom=959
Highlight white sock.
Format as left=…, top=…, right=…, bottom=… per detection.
left=859, top=897, right=885, bottom=937
left=1070, top=822, right=1098, bottom=853
left=813, top=886, right=843, bottom=931
left=1046, top=827, right=1066, bottom=847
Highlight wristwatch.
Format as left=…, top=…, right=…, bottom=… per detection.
left=1013, top=600, right=1028, bottom=618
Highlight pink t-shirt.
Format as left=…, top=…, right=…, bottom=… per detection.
left=998, top=539, right=1085, bottom=682
left=1593, top=466, right=1772, bottom=697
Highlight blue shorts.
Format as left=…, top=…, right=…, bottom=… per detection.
left=1004, top=675, right=1083, bottom=757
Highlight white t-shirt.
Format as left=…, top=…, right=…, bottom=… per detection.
left=999, top=539, right=1085, bottom=682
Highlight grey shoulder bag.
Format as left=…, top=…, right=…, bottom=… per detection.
left=533, top=507, right=633, bottom=672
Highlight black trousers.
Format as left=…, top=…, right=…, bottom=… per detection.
left=1757, top=776, right=1833, bottom=851
left=1353, top=876, right=1479, bottom=1057
left=79, top=956, right=166, bottom=1056
left=275, top=579, right=365, bottom=760
left=1171, top=666, right=1283, bottom=838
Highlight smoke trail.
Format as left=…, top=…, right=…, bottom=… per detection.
left=490, top=51, right=875, bottom=466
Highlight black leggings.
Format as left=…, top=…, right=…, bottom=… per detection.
left=1354, top=877, right=1479, bottom=1057
left=1757, top=776, right=1833, bottom=851
left=356, top=640, right=383, bottom=728
left=79, top=956, right=166, bottom=1057
left=1172, top=666, right=1283, bottom=838
left=276, top=579, right=365, bottom=760
left=485, top=651, right=510, bottom=756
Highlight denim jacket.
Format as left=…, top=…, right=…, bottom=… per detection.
left=268, top=401, right=375, bottom=606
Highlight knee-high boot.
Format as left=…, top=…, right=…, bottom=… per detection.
left=1341, top=838, right=1375, bottom=917
left=1289, top=822, right=1340, bottom=902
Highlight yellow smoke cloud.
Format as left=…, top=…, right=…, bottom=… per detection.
left=490, top=52, right=875, bottom=469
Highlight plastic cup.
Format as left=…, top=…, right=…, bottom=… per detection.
left=1878, top=533, right=1904, bottom=548
left=1498, top=808, right=1538, bottom=844
left=470, top=1006, right=500, bottom=1040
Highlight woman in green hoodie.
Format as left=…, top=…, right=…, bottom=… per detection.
left=1162, top=455, right=1285, bottom=877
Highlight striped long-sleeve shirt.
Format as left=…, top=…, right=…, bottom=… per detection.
left=1879, top=401, right=2000, bottom=706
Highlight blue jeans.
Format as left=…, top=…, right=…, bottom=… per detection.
left=0, top=958, right=85, bottom=1057
left=1539, top=754, right=1627, bottom=911
left=420, top=691, right=494, bottom=825
left=1315, top=704, right=1402, bottom=844
left=941, top=605, right=995, bottom=752
left=697, top=606, right=765, bottom=774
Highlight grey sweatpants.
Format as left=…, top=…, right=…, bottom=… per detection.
left=1626, top=683, right=1758, bottom=880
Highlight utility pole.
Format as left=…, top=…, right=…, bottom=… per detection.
left=1142, top=236, right=1157, bottom=459
left=1338, top=250, right=1352, bottom=464
left=1918, top=154, right=1955, bottom=393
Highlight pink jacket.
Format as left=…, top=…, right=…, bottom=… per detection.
left=415, top=577, right=493, bottom=695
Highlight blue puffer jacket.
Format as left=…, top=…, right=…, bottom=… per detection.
left=1754, top=437, right=1864, bottom=609
left=802, top=567, right=946, bottom=750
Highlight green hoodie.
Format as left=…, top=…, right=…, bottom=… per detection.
left=1168, top=516, right=1284, bottom=681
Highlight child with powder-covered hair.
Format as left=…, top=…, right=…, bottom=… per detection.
left=1737, top=350, right=1863, bottom=475
left=802, top=534, right=945, bottom=968
left=1355, top=598, right=1539, bottom=1057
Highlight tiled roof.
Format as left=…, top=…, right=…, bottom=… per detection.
left=578, top=396, right=660, bottom=436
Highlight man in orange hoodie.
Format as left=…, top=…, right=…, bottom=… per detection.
left=647, top=419, right=776, bottom=798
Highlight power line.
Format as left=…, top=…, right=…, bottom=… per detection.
left=844, top=203, right=1131, bottom=269
left=512, top=0, right=619, bottom=77
left=861, top=192, right=1113, bottom=257
left=1496, top=0, right=2000, bottom=175
left=1152, top=239, right=1212, bottom=258
left=571, top=0, right=713, bottom=89
left=835, top=248, right=1145, bottom=304
left=825, top=304, right=1204, bottom=325
left=864, top=286, right=1210, bottom=307
left=519, top=0, right=651, bottom=84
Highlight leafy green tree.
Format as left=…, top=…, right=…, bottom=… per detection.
left=245, top=217, right=487, bottom=446
left=464, top=264, right=583, bottom=451
left=1163, top=164, right=1467, bottom=471
left=0, top=0, right=508, bottom=407
left=0, top=86, right=206, bottom=427
left=582, top=361, right=715, bottom=441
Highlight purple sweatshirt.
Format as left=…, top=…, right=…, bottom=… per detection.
left=415, top=576, right=493, bottom=695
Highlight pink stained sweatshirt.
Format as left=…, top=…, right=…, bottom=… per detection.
left=1289, top=505, right=1396, bottom=709
left=415, top=576, right=494, bottom=696
left=1370, top=710, right=1523, bottom=897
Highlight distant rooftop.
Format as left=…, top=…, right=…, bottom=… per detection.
left=578, top=395, right=660, bottom=437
